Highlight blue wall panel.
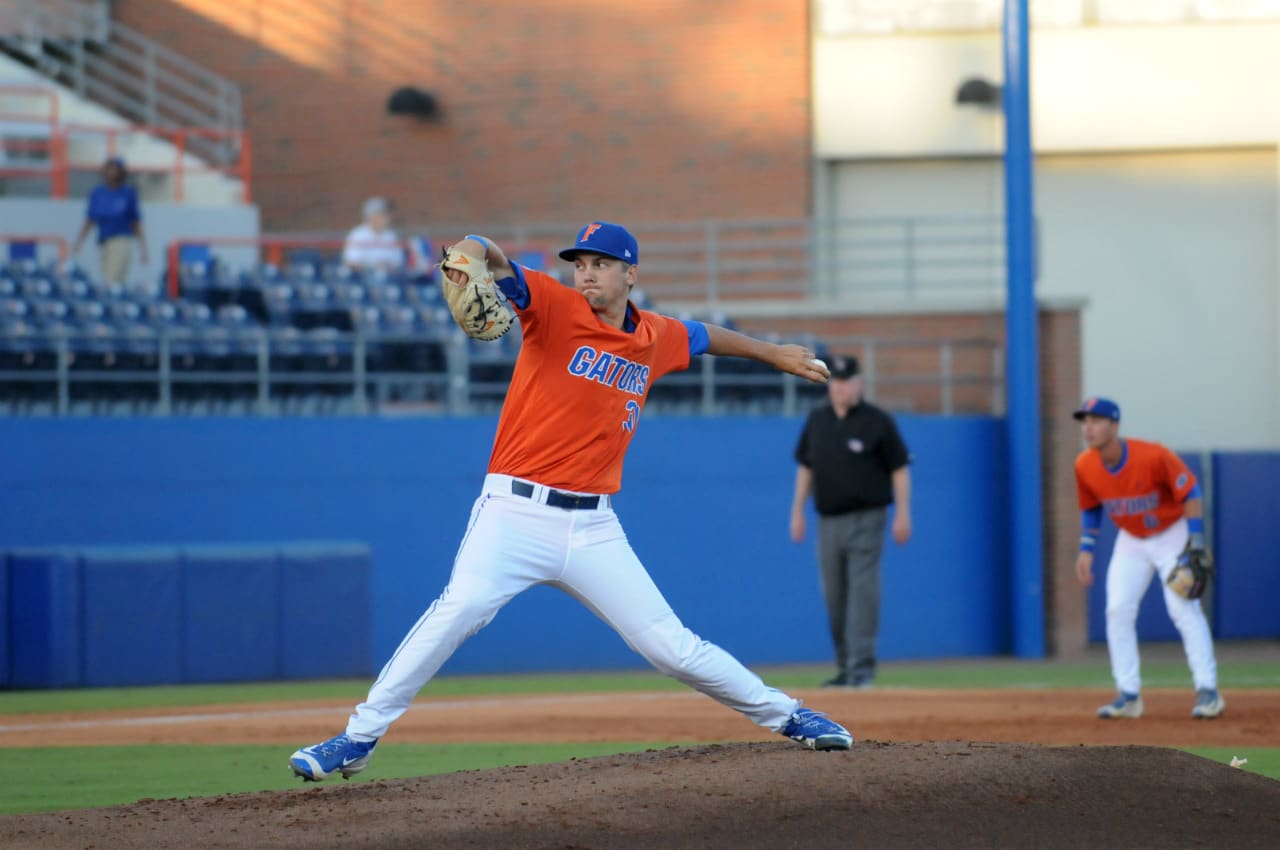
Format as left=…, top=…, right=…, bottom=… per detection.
left=79, top=548, right=183, bottom=686
left=182, top=546, right=281, bottom=683
left=8, top=550, right=82, bottom=688
left=279, top=544, right=372, bottom=679
left=1087, top=454, right=1204, bottom=644
left=0, top=415, right=1009, bottom=678
left=1212, top=453, right=1280, bottom=639
left=0, top=554, right=8, bottom=686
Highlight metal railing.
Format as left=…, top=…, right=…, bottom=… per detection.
left=0, top=118, right=253, bottom=202
left=0, top=0, right=243, bottom=164
left=0, top=330, right=1002, bottom=418
left=425, top=216, right=1006, bottom=303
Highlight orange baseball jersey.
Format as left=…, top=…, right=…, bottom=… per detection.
left=487, top=267, right=693, bottom=494
left=1074, top=438, right=1197, bottom=537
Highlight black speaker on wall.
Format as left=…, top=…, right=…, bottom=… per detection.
left=388, top=86, right=442, bottom=122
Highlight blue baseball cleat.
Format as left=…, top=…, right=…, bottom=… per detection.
left=1097, top=692, right=1143, bottom=719
left=781, top=707, right=853, bottom=751
left=1191, top=688, right=1225, bottom=719
left=289, top=733, right=378, bottom=781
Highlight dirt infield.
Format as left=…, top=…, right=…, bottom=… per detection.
left=3, top=687, right=1279, bottom=749
left=3, top=686, right=1279, bottom=849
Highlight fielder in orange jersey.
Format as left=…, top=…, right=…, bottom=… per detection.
left=1072, top=397, right=1224, bottom=721
left=289, top=221, right=853, bottom=782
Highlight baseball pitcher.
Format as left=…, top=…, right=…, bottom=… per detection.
left=289, top=222, right=851, bottom=781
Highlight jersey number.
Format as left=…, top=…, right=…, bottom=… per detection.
left=622, top=400, right=640, bottom=432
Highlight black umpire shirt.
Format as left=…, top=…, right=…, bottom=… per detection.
left=794, top=400, right=911, bottom=517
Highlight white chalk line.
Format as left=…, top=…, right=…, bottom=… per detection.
left=0, top=691, right=700, bottom=734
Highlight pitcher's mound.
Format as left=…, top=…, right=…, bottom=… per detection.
left=8, top=741, right=1280, bottom=849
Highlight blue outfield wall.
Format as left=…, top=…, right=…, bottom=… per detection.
left=1211, top=452, right=1280, bottom=639
left=4, top=543, right=372, bottom=688
left=0, top=415, right=1010, bottom=679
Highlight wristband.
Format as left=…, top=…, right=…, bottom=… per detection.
left=1186, top=516, right=1204, bottom=537
left=1079, top=534, right=1097, bottom=554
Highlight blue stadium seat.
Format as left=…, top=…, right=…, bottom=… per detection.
left=262, top=282, right=297, bottom=325
left=20, top=277, right=53, bottom=300
left=7, top=241, right=37, bottom=263
left=178, top=243, right=212, bottom=265
left=54, top=278, right=91, bottom=302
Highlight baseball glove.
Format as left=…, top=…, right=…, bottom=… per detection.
left=436, top=243, right=514, bottom=341
left=1166, top=541, right=1213, bottom=600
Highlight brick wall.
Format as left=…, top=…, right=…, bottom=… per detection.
left=1040, top=306, right=1087, bottom=657
left=112, top=0, right=812, bottom=234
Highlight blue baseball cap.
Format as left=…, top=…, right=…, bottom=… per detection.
left=1073, top=397, right=1121, bottom=421
left=558, top=221, right=638, bottom=264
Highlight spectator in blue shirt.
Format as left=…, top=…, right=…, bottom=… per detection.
left=71, top=156, right=148, bottom=285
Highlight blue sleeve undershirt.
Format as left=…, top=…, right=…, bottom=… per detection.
left=683, top=320, right=709, bottom=356
left=1080, top=506, right=1103, bottom=553
left=494, top=263, right=530, bottom=309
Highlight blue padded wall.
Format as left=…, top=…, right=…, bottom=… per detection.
left=1212, top=452, right=1280, bottom=639
left=279, top=543, right=372, bottom=679
left=182, top=546, right=281, bottom=683
left=80, top=547, right=184, bottom=687
left=0, top=416, right=1010, bottom=676
left=3, top=542, right=371, bottom=688
left=8, top=549, right=82, bottom=688
left=0, top=554, right=9, bottom=686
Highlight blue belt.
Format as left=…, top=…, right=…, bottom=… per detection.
left=510, top=480, right=601, bottom=510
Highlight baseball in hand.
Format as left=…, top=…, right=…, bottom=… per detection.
left=811, top=358, right=827, bottom=372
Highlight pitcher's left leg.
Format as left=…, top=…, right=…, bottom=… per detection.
left=557, top=513, right=799, bottom=732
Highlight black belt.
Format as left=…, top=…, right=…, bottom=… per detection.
left=510, top=480, right=601, bottom=510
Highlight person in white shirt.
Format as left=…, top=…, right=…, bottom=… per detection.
left=342, top=197, right=405, bottom=272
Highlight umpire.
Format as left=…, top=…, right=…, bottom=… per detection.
left=789, top=355, right=912, bottom=689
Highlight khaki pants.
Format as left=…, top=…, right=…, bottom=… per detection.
left=99, top=235, right=135, bottom=284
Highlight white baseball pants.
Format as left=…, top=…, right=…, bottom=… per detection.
left=1104, top=518, right=1218, bottom=695
left=346, top=474, right=800, bottom=741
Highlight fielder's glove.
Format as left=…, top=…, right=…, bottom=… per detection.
left=1166, top=537, right=1213, bottom=600
left=436, top=243, right=514, bottom=341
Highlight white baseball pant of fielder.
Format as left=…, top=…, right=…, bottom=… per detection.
left=1104, top=517, right=1218, bottom=695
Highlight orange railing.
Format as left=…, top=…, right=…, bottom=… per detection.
left=0, top=86, right=69, bottom=197
left=0, top=233, right=70, bottom=264
left=0, top=84, right=252, bottom=203
left=58, top=124, right=252, bottom=203
left=0, top=85, right=60, bottom=125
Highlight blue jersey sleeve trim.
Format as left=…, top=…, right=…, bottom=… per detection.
left=1183, top=482, right=1202, bottom=502
left=682, top=320, right=710, bottom=356
left=495, top=263, right=531, bottom=309
left=1080, top=506, right=1103, bottom=553
left=1082, top=505, right=1102, bottom=529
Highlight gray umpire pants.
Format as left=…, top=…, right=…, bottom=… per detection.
left=817, top=507, right=888, bottom=680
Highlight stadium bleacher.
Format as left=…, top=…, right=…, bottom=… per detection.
left=0, top=254, right=831, bottom=416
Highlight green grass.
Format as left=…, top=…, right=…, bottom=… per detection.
left=1183, top=747, right=1280, bottom=779
left=0, top=742, right=684, bottom=815
left=2, top=651, right=1276, bottom=815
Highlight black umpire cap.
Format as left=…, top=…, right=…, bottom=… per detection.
left=829, top=355, right=860, bottom=380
